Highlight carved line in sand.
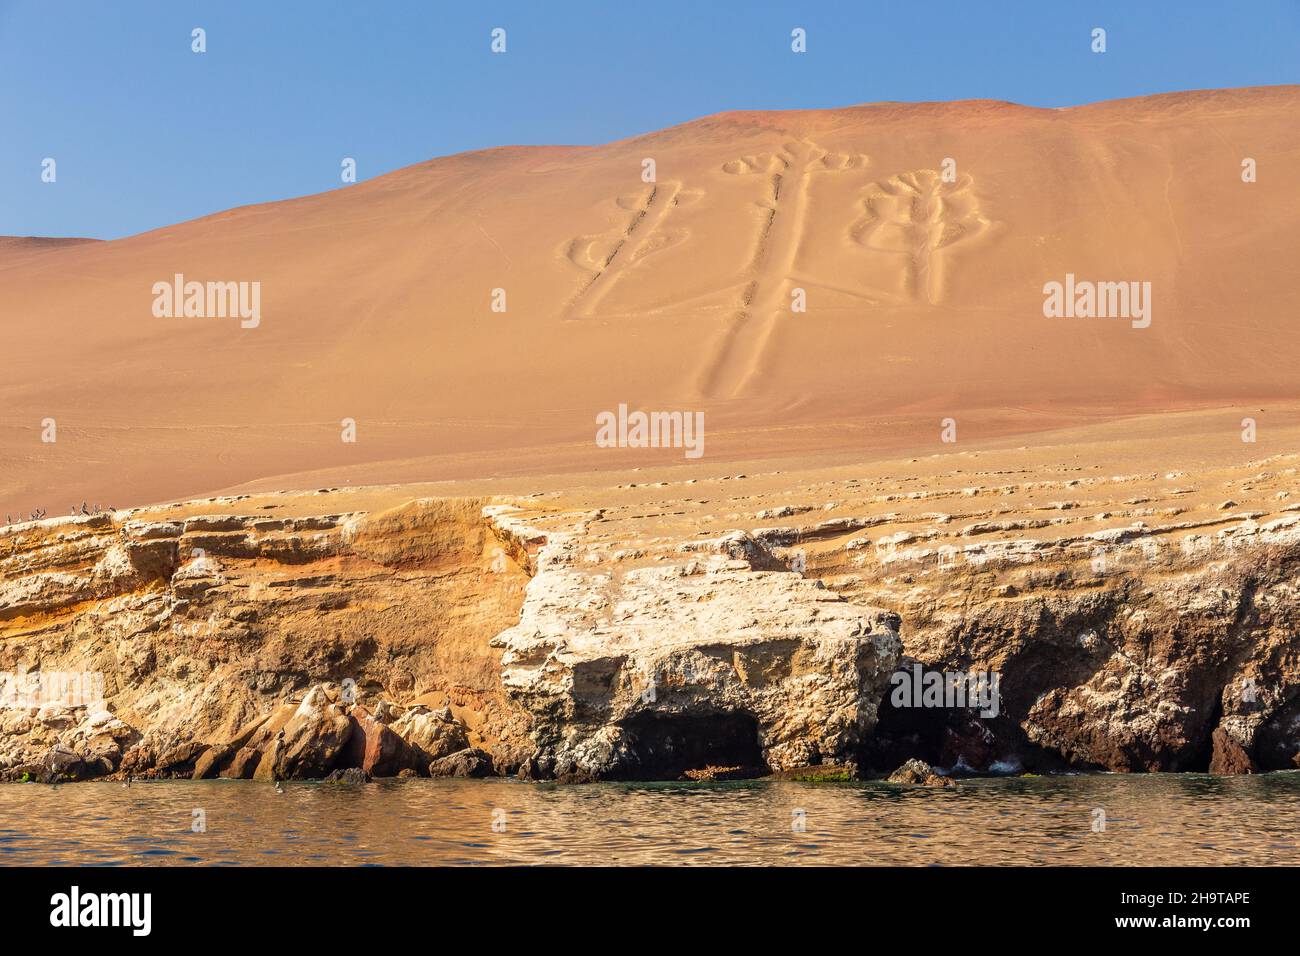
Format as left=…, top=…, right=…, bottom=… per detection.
left=696, top=139, right=872, bottom=399
left=557, top=149, right=998, bottom=401
left=849, top=169, right=997, bottom=306
left=562, top=180, right=698, bottom=319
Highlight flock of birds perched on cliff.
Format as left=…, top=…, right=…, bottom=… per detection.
left=3, top=501, right=115, bottom=527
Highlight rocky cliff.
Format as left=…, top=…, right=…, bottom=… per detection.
left=0, top=495, right=532, bottom=781
left=2, top=444, right=1298, bottom=782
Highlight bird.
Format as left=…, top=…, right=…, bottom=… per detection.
left=274, top=780, right=285, bottom=794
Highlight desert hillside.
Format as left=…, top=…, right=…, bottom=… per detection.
left=0, top=86, right=1296, bottom=516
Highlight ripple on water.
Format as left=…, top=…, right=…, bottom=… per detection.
left=0, top=774, right=1297, bottom=865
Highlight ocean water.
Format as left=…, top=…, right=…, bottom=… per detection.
left=1, top=773, right=1297, bottom=866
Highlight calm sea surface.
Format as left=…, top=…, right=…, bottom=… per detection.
left=1, top=773, right=1297, bottom=866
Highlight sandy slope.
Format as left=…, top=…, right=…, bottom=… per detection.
left=0, top=86, right=1296, bottom=517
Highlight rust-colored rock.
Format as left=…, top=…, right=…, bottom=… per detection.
left=344, top=706, right=416, bottom=777
left=1209, top=727, right=1257, bottom=775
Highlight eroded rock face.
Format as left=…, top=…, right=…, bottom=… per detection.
left=0, top=496, right=530, bottom=780
left=2, top=467, right=1298, bottom=782
left=487, top=456, right=1300, bottom=779
left=773, top=483, right=1300, bottom=776
left=851, top=537, right=1300, bottom=775
left=491, top=511, right=902, bottom=780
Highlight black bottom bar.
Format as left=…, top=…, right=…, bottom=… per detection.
left=0, top=865, right=1282, bottom=941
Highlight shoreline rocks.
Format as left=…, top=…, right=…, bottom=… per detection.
left=886, top=758, right=956, bottom=787
left=429, top=747, right=494, bottom=778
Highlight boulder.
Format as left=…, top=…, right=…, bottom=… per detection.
left=154, top=740, right=205, bottom=773
left=886, top=758, right=955, bottom=787
left=429, top=747, right=494, bottom=778
left=118, top=744, right=154, bottom=776
left=0, top=710, right=34, bottom=736
left=81, top=733, right=124, bottom=773
left=1209, top=727, right=1257, bottom=775
left=35, top=703, right=76, bottom=729
left=225, top=712, right=273, bottom=753
left=323, top=767, right=372, bottom=783
left=343, top=706, right=415, bottom=777
left=389, top=706, right=470, bottom=764
left=42, top=745, right=86, bottom=782
left=271, top=686, right=353, bottom=778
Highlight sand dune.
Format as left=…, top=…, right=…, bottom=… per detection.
left=0, top=86, right=1296, bottom=516
left=0, top=236, right=99, bottom=266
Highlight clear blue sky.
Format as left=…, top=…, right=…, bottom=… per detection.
left=2, top=0, right=1296, bottom=240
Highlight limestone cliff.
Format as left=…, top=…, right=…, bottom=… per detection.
left=2, top=450, right=1298, bottom=781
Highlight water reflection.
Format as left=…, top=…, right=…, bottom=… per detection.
left=0, top=773, right=1297, bottom=866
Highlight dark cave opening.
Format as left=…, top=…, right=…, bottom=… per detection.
left=858, top=691, right=1071, bottom=776
left=1190, top=692, right=1225, bottom=772
left=618, top=711, right=766, bottom=780
left=857, top=695, right=952, bottom=774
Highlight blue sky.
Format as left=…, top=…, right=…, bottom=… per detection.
left=2, top=0, right=1296, bottom=240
